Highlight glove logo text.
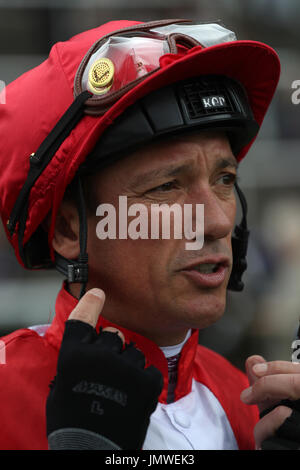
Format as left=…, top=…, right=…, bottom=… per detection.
left=72, top=380, right=127, bottom=406
left=90, top=400, right=104, bottom=416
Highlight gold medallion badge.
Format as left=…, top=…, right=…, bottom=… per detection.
left=88, top=58, right=114, bottom=95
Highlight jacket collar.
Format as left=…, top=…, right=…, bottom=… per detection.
left=45, top=282, right=199, bottom=404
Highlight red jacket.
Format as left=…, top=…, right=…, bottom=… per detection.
left=0, top=282, right=258, bottom=450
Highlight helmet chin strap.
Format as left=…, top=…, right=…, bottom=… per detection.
left=55, top=180, right=249, bottom=298
left=55, top=175, right=88, bottom=299
left=227, top=182, right=249, bottom=292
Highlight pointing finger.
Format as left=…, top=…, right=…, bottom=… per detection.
left=68, top=288, right=105, bottom=328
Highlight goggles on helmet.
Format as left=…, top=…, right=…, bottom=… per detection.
left=74, top=19, right=236, bottom=115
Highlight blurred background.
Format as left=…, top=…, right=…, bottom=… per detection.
left=0, top=0, right=299, bottom=370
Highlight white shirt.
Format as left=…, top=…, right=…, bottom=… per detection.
left=143, top=331, right=238, bottom=450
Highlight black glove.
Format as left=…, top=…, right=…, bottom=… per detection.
left=260, top=399, right=300, bottom=450
left=46, top=319, right=163, bottom=450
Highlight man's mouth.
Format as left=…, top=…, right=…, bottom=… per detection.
left=179, top=258, right=230, bottom=288
left=191, top=263, right=220, bottom=274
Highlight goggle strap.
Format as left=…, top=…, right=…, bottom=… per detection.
left=167, top=32, right=202, bottom=53
left=77, top=175, right=89, bottom=298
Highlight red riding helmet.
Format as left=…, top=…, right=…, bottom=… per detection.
left=0, top=19, right=280, bottom=296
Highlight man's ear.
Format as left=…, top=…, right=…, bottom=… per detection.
left=47, top=200, right=80, bottom=260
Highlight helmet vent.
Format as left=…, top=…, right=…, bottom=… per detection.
left=179, top=76, right=235, bottom=119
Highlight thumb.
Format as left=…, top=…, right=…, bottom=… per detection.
left=245, top=355, right=267, bottom=386
left=68, top=288, right=105, bottom=329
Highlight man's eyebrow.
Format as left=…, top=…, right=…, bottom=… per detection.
left=129, top=157, right=238, bottom=188
left=215, top=157, right=238, bottom=171
left=129, top=163, right=192, bottom=187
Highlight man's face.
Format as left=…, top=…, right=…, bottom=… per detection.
left=85, top=131, right=237, bottom=345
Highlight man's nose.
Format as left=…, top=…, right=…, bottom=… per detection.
left=189, top=185, right=235, bottom=241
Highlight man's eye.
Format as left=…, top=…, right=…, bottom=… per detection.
left=148, top=181, right=177, bottom=193
left=218, top=173, right=237, bottom=186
